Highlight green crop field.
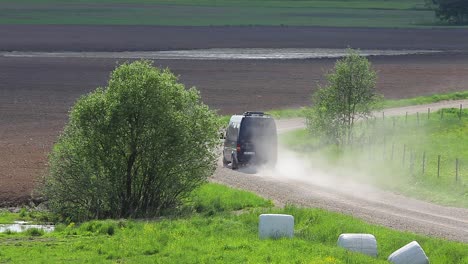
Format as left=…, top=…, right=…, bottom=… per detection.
left=0, top=0, right=455, bottom=28
left=0, top=183, right=467, bottom=263
left=281, top=108, right=468, bottom=208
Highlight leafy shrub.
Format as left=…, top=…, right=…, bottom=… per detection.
left=43, top=60, right=220, bottom=221
left=19, top=207, right=27, bottom=218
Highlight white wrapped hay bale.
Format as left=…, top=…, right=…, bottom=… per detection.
left=388, top=241, right=429, bottom=264
left=258, top=214, right=294, bottom=239
left=337, top=233, right=378, bottom=257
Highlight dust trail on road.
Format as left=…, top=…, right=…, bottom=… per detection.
left=213, top=100, right=468, bottom=242
left=213, top=147, right=468, bottom=241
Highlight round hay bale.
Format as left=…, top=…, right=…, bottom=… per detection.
left=258, top=214, right=294, bottom=239
left=337, top=233, right=378, bottom=257
left=388, top=241, right=429, bottom=264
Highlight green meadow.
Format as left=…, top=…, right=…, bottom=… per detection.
left=0, top=0, right=453, bottom=28
left=0, top=183, right=467, bottom=263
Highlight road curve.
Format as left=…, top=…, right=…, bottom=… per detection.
left=212, top=100, right=468, bottom=242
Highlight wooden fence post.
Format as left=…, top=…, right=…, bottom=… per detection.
left=427, top=108, right=430, bottom=120
left=437, top=155, right=441, bottom=178
left=459, top=104, right=463, bottom=120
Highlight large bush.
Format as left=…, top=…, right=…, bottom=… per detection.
left=44, top=60, right=220, bottom=221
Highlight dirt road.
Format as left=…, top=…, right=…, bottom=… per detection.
left=213, top=100, right=468, bottom=242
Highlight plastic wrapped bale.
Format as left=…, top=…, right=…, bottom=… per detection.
left=388, top=241, right=429, bottom=264
left=258, top=214, right=294, bottom=239
left=337, top=233, right=378, bottom=257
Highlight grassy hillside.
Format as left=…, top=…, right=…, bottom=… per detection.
left=0, top=0, right=452, bottom=28
left=0, top=183, right=467, bottom=263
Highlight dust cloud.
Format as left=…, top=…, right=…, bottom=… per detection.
left=254, top=146, right=393, bottom=201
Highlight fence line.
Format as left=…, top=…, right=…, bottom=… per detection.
left=345, top=105, right=467, bottom=183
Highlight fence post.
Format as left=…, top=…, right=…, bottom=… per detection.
left=382, top=111, right=385, bottom=120
left=405, top=112, right=408, bottom=123
left=456, top=158, right=459, bottom=182
left=422, top=151, right=426, bottom=175
left=459, top=104, right=463, bottom=120
left=437, top=155, right=441, bottom=178
left=427, top=108, right=430, bottom=120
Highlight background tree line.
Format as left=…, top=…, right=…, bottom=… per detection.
left=426, top=0, right=468, bottom=24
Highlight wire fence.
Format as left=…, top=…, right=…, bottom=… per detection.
left=346, top=105, right=467, bottom=185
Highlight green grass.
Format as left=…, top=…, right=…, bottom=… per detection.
left=0, top=208, right=56, bottom=224
left=0, top=0, right=460, bottom=28
left=281, top=109, right=468, bottom=207
left=188, top=183, right=274, bottom=213
left=0, top=183, right=466, bottom=263
left=0, top=211, right=19, bottom=224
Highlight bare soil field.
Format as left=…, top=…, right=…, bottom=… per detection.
left=2, top=25, right=468, bottom=52
left=1, top=25, right=468, bottom=205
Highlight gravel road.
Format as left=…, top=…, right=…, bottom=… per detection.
left=212, top=100, right=468, bottom=242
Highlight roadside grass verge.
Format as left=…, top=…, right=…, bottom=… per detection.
left=0, top=0, right=454, bottom=28
left=380, top=90, right=468, bottom=109
left=280, top=109, right=468, bottom=207
left=0, top=183, right=466, bottom=263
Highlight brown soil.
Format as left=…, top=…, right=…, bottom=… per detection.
left=2, top=25, right=468, bottom=52
left=1, top=25, right=468, bottom=205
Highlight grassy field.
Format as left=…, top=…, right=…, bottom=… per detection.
left=281, top=108, right=468, bottom=207
left=0, top=183, right=467, bottom=263
left=0, top=0, right=452, bottom=28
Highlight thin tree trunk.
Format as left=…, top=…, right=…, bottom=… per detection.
left=124, top=149, right=137, bottom=216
